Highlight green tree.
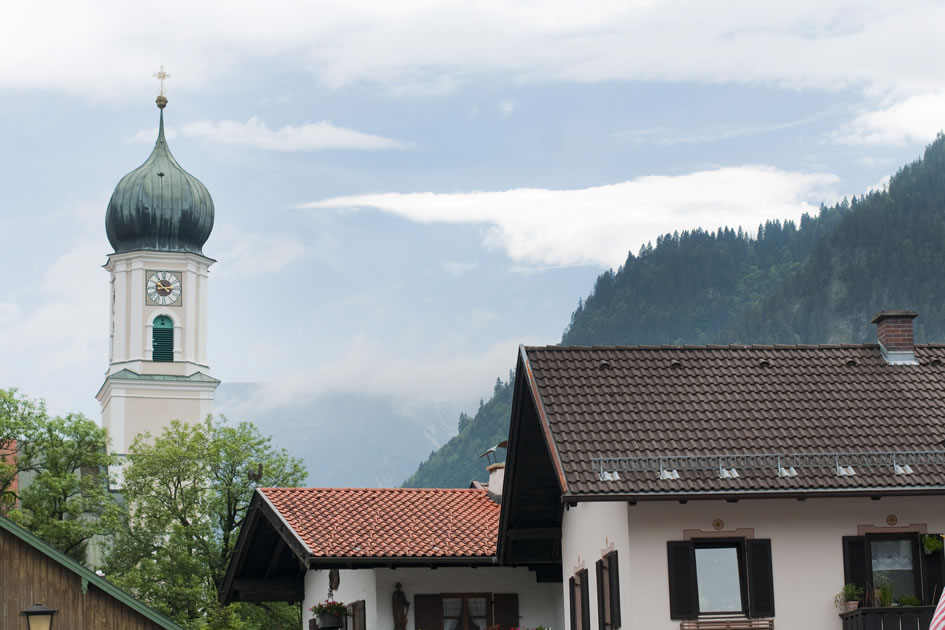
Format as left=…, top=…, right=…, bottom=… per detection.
left=106, top=416, right=307, bottom=630
left=0, top=388, right=44, bottom=513
left=11, top=413, right=119, bottom=562
left=1, top=388, right=118, bottom=562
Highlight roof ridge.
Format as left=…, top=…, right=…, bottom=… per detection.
left=526, top=343, right=888, bottom=351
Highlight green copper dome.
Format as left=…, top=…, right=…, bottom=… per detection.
left=106, top=107, right=214, bottom=255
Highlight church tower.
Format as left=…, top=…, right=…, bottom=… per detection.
left=96, top=90, right=219, bottom=459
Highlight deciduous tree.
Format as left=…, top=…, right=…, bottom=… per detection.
left=106, top=416, right=306, bottom=629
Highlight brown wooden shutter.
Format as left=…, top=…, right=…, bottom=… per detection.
left=667, top=541, right=697, bottom=619
left=493, top=593, right=519, bottom=628
left=346, top=600, right=365, bottom=630
left=842, top=536, right=870, bottom=604
left=569, top=576, right=577, bottom=630
left=596, top=559, right=606, bottom=630
left=414, top=594, right=442, bottom=630
left=607, top=550, right=621, bottom=628
left=921, top=534, right=945, bottom=605
left=580, top=568, right=591, bottom=630
left=746, top=539, right=775, bottom=618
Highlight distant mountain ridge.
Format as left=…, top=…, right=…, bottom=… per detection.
left=403, top=135, right=945, bottom=488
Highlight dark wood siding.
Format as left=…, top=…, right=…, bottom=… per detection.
left=0, top=526, right=170, bottom=629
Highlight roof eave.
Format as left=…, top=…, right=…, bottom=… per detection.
left=563, top=486, right=945, bottom=503
left=519, top=345, right=568, bottom=494
left=307, top=555, right=498, bottom=569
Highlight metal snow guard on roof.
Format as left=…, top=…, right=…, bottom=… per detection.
left=592, top=451, right=945, bottom=475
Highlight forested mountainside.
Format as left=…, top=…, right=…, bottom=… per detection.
left=404, top=135, right=945, bottom=488
left=402, top=374, right=514, bottom=489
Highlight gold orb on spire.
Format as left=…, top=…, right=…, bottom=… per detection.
left=153, top=65, right=170, bottom=109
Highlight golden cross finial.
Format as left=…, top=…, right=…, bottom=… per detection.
left=153, top=65, right=171, bottom=97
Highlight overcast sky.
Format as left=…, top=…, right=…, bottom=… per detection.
left=2, top=1, right=944, bottom=420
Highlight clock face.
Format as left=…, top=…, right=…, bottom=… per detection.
left=147, top=271, right=182, bottom=306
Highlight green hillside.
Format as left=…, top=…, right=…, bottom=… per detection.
left=404, top=135, right=945, bottom=488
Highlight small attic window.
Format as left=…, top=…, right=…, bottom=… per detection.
left=670, top=359, right=683, bottom=369
left=845, top=359, right=858, bottom=367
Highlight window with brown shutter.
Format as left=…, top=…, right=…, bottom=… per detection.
left=667, top=538, right=774, bottom=620
left=843, top=532, right=944, bottom=606
left=493, top=593, right=519, bottom=628
left=571, top=568, right=590, bottom=630
left=596, top=551, right=621, bottom=629
left=413, top=593, right=517, bottom=630
left=415, top=594, right=444, bottom=630
left=346, top=600, right=366, bottom=630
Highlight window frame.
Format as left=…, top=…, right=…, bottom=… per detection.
left=865, top=532, right=923, bottom=603
left=596, top=550, right=621, bottom=630
left=667, top=537, right=774, bottom=621
left=691, top=538, right=750, bottom=617
left=571, top=568, right=591, bottom=630
left=440, top=592, right=493, bottom=630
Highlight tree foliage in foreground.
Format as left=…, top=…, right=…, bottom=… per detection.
left=0, top=388, right=118, bottom=562
left=105, top=416, right=307, bottom=630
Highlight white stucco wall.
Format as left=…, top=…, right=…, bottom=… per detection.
left=560, top=501, right=631, bottom=630
left=560, top=495, right=945, bottom=630
left=305, top=568, right=378, bottom=625
left=304, top=565, right=563, bottom=630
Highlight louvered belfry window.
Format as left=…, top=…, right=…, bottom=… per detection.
left=152, top=315, right=174, bottom=362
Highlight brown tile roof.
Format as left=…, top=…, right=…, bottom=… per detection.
left=523, top=344, right=945, bottom=496
left=260, top=487, right=499, bottom=558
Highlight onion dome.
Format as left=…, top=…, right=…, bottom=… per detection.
left=106, top=98, right=214, bottom=255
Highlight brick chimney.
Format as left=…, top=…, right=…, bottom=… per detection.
left=871, top=310, right=918, bottom=365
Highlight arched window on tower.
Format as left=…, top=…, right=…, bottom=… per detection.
left=152, top=315, right=174, bottom=362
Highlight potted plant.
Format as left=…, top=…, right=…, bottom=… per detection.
left=895, top=595, right=922, bottom=607
left=874, top=579, right=894, bottom=607
left=922, top=534, right=944, bottom=555
left=835, top=583, right=864, bottom=612
left=310, top=600, right=349, bottom=629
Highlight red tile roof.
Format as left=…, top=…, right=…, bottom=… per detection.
left=260, top=487, right=499, bottom=558
left=523, top=344, right=945, bottom=496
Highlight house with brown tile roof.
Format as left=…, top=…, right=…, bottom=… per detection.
left=499, top=310, right=945, bottom=630
left=221, top=486, right=563, bottom=629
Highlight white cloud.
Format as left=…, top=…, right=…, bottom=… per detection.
left=233, top=333, right=538, bottom=413
left=129, top=117, right=406, bottom=151
left=499, top=99, right=517, bottom=117
left=615, top=109, right=834, bottom=145
left=4, top=2, right=945, bottom=102
left=867, top=175, right=891, bottom=194
left=125, top=127, right=177, bottom=144
left=211, top=224, right=306, bottom=276
left=302, top=166, right=840, bottom=269
left=831, top=91, right=945, bottom=146
left=856, top=156, right=892, bottom=168
left=179, top=117, right=408, bottom=152
left=442, top=260, right=479, bottom=276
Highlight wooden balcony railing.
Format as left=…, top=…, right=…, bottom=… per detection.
left=679, top=619, right=774, bottom=629
left=839, top=606, right=936, bottom=630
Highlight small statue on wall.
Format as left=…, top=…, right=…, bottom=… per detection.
left=392, top=582, right=409, bottom=630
